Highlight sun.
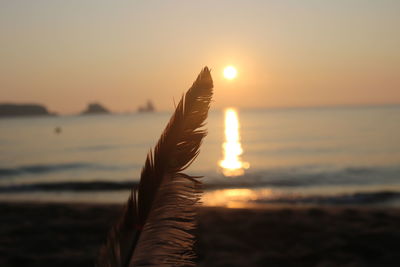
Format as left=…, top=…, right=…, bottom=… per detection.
left=223, top=66, right=237, bottom=80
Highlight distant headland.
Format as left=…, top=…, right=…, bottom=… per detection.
left=0, top=103, right=55, bottom=118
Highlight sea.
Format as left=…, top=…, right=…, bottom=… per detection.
left=1, top=105, right=400, bottom=208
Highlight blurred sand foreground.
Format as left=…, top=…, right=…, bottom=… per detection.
left=1, top=203, right=399, bottom=267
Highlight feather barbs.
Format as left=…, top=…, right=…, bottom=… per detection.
left=98, top=67, right=213, bottom=267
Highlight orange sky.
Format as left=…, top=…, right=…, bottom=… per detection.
left=1, top=1, right=399, bottom=114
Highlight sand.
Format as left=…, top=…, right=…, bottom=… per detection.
left=1, top=202, right=399, bottom=267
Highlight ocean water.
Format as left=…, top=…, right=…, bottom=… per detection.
left=0, top=106, right=399, bottom=207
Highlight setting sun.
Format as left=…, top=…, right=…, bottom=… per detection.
left=223, top=66, right=237, bottom=80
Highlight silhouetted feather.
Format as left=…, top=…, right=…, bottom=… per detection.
left=98, top=67, right=213, bottom=267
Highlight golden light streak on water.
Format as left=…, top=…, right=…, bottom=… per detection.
left=219, top=108, right=249, bottom=176
left=202, top=188, right=273, bottom=208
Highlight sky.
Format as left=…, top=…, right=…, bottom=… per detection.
left=0, top=0, right=399, bottom=114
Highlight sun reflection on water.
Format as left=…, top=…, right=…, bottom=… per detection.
left=219, top=108, right=249, bottom=176
left=202, top=188, right=273, bottom=208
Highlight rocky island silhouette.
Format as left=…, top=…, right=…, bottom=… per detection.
left=0, top=103, right=54, bottom=118
left=80, top=103, right=110, bottom=115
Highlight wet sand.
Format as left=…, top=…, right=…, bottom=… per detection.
left=1, top=202, right=399, bottom=267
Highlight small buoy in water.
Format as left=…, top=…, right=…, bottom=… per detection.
left=54, top=126, right=62, bottom=134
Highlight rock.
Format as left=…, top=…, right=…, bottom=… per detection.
left=137, top=100, right=155, bottom=113
left=81, top=103, right=110, bottom=115
left=0, top=103, right=53, bottom=117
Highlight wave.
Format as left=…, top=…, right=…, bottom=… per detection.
left=1, top=161, right=399, bottom=187
left=0, top=162, right=135, bottom=177
left=1, top=164, right=399, bottom=188
left=0, top=181, right=137, bottom=192
left=252, top=191, right=400, bottom=205
left=0, top=179, right=325, bottom=193
left=0, top=163, right=91, bottom=177
left=1, top=181, right=399, bottom=206
left=205, top=165, right=400, bottom=188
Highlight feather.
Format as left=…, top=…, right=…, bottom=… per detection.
left=98, top=67, right=213, bottom=267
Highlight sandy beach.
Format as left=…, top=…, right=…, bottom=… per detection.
left=1, top=202, right=399, bottom=267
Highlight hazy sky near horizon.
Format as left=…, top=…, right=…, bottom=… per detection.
left=1, top=0, right=399, bottom=114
